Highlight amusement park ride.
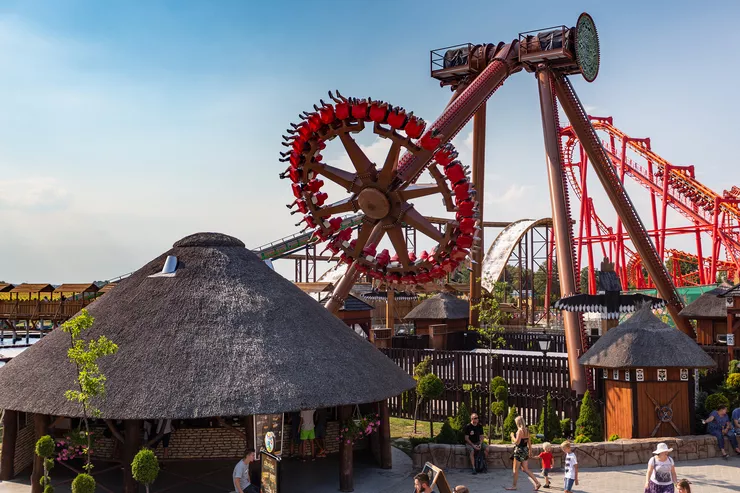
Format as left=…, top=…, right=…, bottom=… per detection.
left=276, top=13, right=735, bottom=393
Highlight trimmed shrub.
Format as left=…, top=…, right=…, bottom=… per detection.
left=132, top=448, right=160, bottom=490
left=491, top=376, right=508, bottom=393
left=574, top=434, right=590, bottom=443
left=575, top=390, right=603, bottom=442
left=435, top=421, right=460, bottom=444
left=35, top=435, right=56, bottom=458
left=537, top=393, right=561, bottom=441
left=609, top=434, right=620, bottom=441
left=44, top=485, right=54, bottom=493
left=71, top=473, right=95, bottom=493
left=494, top=385, right=508, bottom=403
left=503, top=406, right=519, bottom=436
left=451, top=402, right=471, bottom=432
left=705, top=393, right=730, bottom=412
left=560, top=418, right=572, bottom=438
left=729, top=359, right=740, bottom=374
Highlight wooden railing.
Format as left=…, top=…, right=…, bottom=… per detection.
left=0, top=300, right=91, bottom=321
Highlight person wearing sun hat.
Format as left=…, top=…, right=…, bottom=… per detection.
left=644, top=442, right=678, bottom=493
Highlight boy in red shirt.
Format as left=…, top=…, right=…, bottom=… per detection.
left=538, top=442, right=553, bottom=488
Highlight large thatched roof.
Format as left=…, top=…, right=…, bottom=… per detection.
left=678, top=285, right=729, bottom=319
left=0, top=233, right=414, bottom=419
left=404, top=292, right=469, bottom=320
left=579, top=306, right=716, bottom=369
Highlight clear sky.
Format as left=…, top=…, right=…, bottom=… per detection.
left=1, top=0, right=739, bottom=283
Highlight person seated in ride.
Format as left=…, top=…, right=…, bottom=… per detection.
left=463, top=413, right=487, bottom=474
left=702, top=404, right=740, bottom=458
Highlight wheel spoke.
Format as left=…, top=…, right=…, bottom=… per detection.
left=377, top=141, right=401, bottom=188
left=353, top=220, right=384, bottom=257
left=402, top=206, right=444, bottom=243
left=313, top=164, right=357, bottom=191
left=314, top=198, right=355, bottom=218
left=386, top=226, right=411, bottom=268
left=338, top=133, right=375, bottom=176
left=398, top=184, right=442, bottom=201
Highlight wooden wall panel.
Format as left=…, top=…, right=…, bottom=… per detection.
left=636, top=382, right=690, bottom=438
left=605, top=380, right=633, bottom=439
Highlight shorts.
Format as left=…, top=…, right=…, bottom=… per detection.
left=543, top=468, right=551, bottom=477
left=300, top=429, right=316, bottom=440
left=564, top=478, right=575, bottom=491
left=465, top=443, right=486, bottom=454
left=154, top=433, right=171, bottom=449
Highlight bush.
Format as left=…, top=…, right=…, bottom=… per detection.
left=575, top=391, right=603, bottom=442
left=728, top=373, right=740, bottom=389
left=132, top=448, right=160, bottom=487
left=491, top=376, right=508, bottom=393
left=491, top=401, right=506, bottom=418
left=71, top=473, right=95, bottom=493
left=537, top=393, right=561, bottom=441
left=417, top=373, right=444, bottom=399
left=44, top=485, right=54, bottom=493
left=414, top=356, right=432, bottom=381
left=730, top=359, right=740, bottom=374
left=560, top=418, right=572, bottom=438
left=409, top=437, right=434, bottom=449
left=35, top=435, right=56, bottom=458
left=451, top=402, right=471, bottom=432
left=609, top=434, right=620, bottom=441
left=552, top=437, right=565, bottom=445
left=503, top=406, right=519, bottom=436
left=574, top=434, right=590, bottom=443
left=494, top=386, right=508, bottom=403
left=705, top=393, right=730, bottom=412
left=435, top=421, right=460, bottom=444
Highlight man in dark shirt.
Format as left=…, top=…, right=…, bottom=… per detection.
left=462, top=414, right=487, bottom=474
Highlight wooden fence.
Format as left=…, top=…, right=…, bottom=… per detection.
left=380, top=348, right=582, bottom=428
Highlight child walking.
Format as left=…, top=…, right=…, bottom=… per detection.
left=562, top=441, right=578, bottom=493
left=538, top=442, right=553, bottom=488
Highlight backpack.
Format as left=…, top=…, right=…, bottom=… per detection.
left=475, top=448, right=487, bottom=473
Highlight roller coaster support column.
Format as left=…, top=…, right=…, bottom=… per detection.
left=469, top=103, right=487, bottom=327
left=536, top=68, right=587, bottom=394
left=552, top=74, right=693, bottom=337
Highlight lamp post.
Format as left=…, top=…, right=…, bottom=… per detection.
left=537, top=332, right=553, bottom=441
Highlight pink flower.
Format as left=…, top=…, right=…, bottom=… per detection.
left=346, top=440, right=351, bottom=444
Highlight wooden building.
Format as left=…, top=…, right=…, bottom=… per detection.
left=720, top=284, right=740, bottom=356
left=320, top=293, right=374, bottom=337
left=404, top=292, right=469, bottom=349
left=679, top=284, right=733, bottom=347
left=0, top=233, right=415, bottom=493
left=579, top=305, right=716, bottom=439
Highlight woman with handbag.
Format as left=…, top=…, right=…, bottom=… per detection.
left=505, top=416, right=541, bottom=491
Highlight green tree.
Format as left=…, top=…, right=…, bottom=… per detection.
left=61, top=309, right=119, bottom=475
left=503, top=405, right=519, bottom=437
left=705, top=393, right=730, bottom=412
left=412, top=356, right=433, bottom=433
left=490, top=377, right=509, bottom=440
left=132, top=448, right=160, bottom=493
left=533, top=263, right=561, bottom=305
left=451, top=402, right=471, bottom=433
left=416, top=373, right=445, bottom=438
left=71, top=473, right=95, bottom=493
left=35, top=435, right=56, bottom=492
left=470, top=295, right=506, bottom=440
left=575, top=390, right=603, bottom=442
left=579, top=267, right=600, bottom=294
left=537, top=393, right=561, bottom=441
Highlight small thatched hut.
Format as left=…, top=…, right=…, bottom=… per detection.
left=679, top=284, right=732, bottom=346
left=579, top=306, right=715, bottom=439
left=0, top=233, right=414, bottom=492
left=404, top=292, right=469, bottom=349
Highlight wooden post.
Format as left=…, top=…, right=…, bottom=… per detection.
left=385, top=289, right=395, bottom=330
left=0, top=410, right=18, bottom=480
left=339, top=405, right=354, bottom=492
left=469, top=104, right=486, bottom=328
left=122, top=420, right=142, bottom=493
left=379, top=401, right=392, bottom=469
left=245, top=415, right=255, bottom=450
left=31, top=414, right=50, bottom=493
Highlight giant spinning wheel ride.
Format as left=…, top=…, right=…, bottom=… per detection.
left=279, top=13, right=691, bottom=393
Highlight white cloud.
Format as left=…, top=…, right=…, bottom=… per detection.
left=485, top=184, right=532, bottom=205
left=0, top=176, right=69, bottom=209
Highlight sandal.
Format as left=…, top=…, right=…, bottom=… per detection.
left=504, top=487, right=517, bottom=491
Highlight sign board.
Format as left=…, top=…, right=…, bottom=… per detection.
left=254, top=414, right=284, bottom=460
left=260, top=451, right=281, bottom=493
left=421, top=462, right=451, bottom=493
left=728, top=333, right=735, bottom=347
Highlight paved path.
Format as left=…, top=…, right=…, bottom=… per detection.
left=435, top=458, right=740, bottom=493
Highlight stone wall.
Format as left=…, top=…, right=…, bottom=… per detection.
left=13, top=419, right=34, bottom=474
left=413, top=435, right=720, bottom=470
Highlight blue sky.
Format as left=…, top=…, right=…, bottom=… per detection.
left=1, top=0, right=739, bottom=283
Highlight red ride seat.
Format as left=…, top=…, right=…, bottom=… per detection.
left=404, top=115, right=426, bottom=139
left=351, top=100, right=369, bottom=119
left=319, top=105, right=335, bottom=124
left=387, top=108, right=407, bottom=129
left=459, top=217, right=476, bottom=235
left=420, top=130, right=442, bottom=151
left=369, top=102, right=388, bottom=123
left=335, top=102, right=351, bottom=120
left=444, top=162, right=466, bottom=183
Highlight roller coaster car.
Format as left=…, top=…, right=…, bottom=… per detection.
left=518, top=25, right=576, bottom=68
left=430, top=43, right=486, bottom=87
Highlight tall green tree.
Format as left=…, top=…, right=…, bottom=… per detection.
left=412, top=356, right=432, bottom=433
left=61, top=309, right=118, bottom=477
left=417, top=373, right=444, bottom=437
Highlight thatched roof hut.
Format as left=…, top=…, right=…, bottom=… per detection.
left=678, top=284, right=730, bottom=319
left=578, top=306, right=716, bottom=369
left=404, top=292, right=469, bottom=321
left=0, top=232, right=414, bottom=419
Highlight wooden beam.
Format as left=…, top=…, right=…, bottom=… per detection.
left=123, top=420, right=142, bottom=493
left=379, top=401, right=392, bottom=469
left=31, top=414, right=50, bottom=493
left=104, top=419, right=126, bottom=444
left=424, top=215, right=514, bottom=229
left=339, top=405, right=353, bottom=492
left=218, top=417, right=247, bottom=440
left=0, top=410, right=18, bottom=480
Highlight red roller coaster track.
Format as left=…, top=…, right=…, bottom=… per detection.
left=562, top=117, right=740, bottom=292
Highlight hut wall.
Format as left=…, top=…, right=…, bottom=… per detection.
left=415, top=319, right=468, bottom=336
left=605, top=381, right=633, bottom=439
left=636, top=381, right=690, bottom=438
left=696, top=319, right=728, bottom=345
left=369, top=299, right=420, bottom=326
left=13, top=414, right=34, bottom=475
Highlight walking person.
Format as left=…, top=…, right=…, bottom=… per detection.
left=538, top=442, right=553, bottom=488
left=288, top=411, right=302, bottom=458
left=702, top=404, right=740, bottom=458
left=153, top=419, right=174, bottom=464
left=562, top=441, right=578, bottom=493
left=505, top=416, right=541, bottom=491
left=299, top=408, right=317, bottom=461
left=315, top=407, right=328, bottom=458
left=644, top=442, right=677, bottom=493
